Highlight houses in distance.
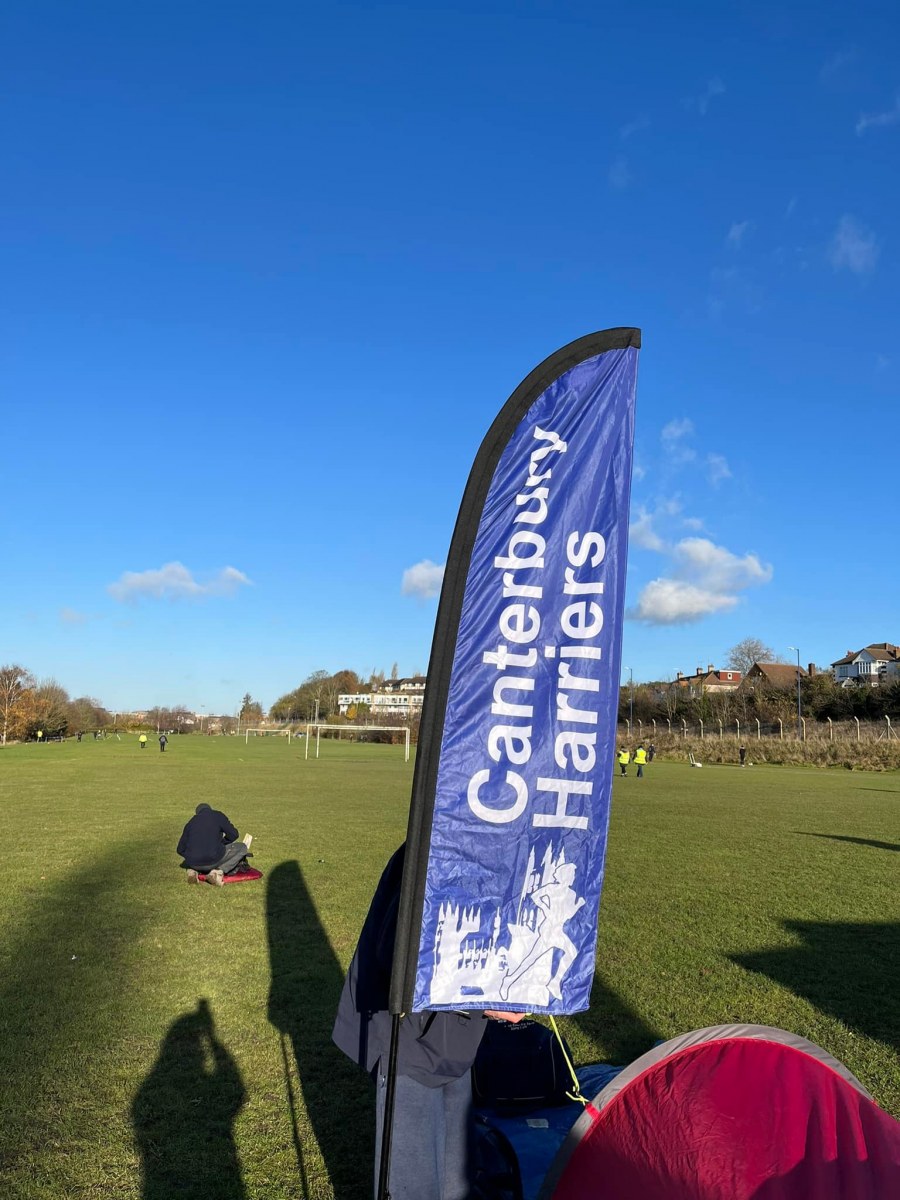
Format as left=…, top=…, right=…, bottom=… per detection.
left=670, top=641, right=899, bottom=697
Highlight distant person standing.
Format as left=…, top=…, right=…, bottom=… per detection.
left=739, top=745, right=747, bottom=767
left=647, top=742, right=656, bottom=762
left=36, top=729, right=43, bottom=744
left=139, top=733, right=148, bottom=750
left=617, top=746, right=630, bottom=776
left=634, top=744, right=648, bottom=778
left=159, top=734, right=168, bottom=753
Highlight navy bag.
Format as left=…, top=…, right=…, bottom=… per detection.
left=472, top=1019, right=572, bottom=1110
left=470, top=1114, right=524, bottom=1200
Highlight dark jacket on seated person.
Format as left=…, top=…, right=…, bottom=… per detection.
left=177, top=805, right=240, bottom=870
left=332, top=844, right=487, bottom=1087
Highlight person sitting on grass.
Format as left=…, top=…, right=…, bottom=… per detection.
left=177, top=803, right=253, bottom=886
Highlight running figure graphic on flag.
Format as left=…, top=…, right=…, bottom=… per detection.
left=500, top=862, right=585, bottom=1001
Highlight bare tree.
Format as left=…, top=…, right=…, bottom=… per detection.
left=0, top=664, right=34, bottom=744
left=726, top=637, right=775, bottom=676
left=67, top=696, right=111, bottom=733
left=32, top=678, right=71, bottom=738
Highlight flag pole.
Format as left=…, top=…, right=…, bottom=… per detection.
left=375, top=1013, right=402, bottom=1200
left=378, top=328, right=639, bottom=1198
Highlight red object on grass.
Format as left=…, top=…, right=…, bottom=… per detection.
left=540, top=1025, right=900, bottom=1200
left=197, top=867, right=263, bottom=884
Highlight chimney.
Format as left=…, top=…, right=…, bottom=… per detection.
left=696, top=665, right=703, bottom=677
left=676, top=671, right=683, bottom=681
left=808, top=663, right=816, bottom=677
left=707, top=663, right=714, bottom=673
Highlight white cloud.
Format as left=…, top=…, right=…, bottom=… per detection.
left=856, top=96, right=900, bottom=135
left=629, top=579, right=737, bottom=624
left=620, top=115, right=650, bottom=140
left=629, top=498, right=683, bottom=552
left=682, top=516, right=705, bottom=531
left=630, top=508, right=666, bottom=552
left=727, top=220, right=751, bottom=248
left=829, top=215, right=879, bottom=274
left=629, top=536, right=773, bottom=625
left=661, top=418, right=696, bottom=464
left=706, top=453, right=732, bottom=486
left=673, top=537, right=772, bottom=592
left=108, top=562, right=252, bottom=603
left=820, top=49, right=857, bottom=83
left=401, top=559, right=445, bottom=600
left=684, top=77, right=725, bottom=116
left=608, top=156, right=631, bottom=189
left=661, top=417, right=693, bottom=443
left=60, top=607, right=89, bottom=625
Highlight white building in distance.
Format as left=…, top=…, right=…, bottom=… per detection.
left=338, top=675, right=426, bottom=717
left=831, top=643, right=900, bottom=686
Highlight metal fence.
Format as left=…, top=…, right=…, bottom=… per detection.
left=619, top=716, right=897, bottom=743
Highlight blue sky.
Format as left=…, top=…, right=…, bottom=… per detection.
left=2, top=1, right=898, bottom=714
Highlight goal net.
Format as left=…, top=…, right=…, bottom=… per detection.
left=244, top=727, right=292, bottom=744
left=304, top=723, right=410, bottom=762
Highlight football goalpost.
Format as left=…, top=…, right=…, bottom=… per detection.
left=304, top=723, right=411, bottom=763
left=245, top=727, right=292, bottom=744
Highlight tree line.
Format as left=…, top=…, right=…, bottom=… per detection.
left=0, top=665, right=111, bottom=744
left=268, top=669, right=368, bottom=723
left=0, top=661, right=410, bottom=744
left=0, top=664, right=239, bottom=743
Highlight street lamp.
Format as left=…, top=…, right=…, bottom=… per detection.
left=199, top=705, right=206, bottom=734
left=788, top=646, right=802, bottom=740
left=627, top=667, right=634, bottom=733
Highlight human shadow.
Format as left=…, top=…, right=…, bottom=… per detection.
left=750, top=1153, right=894, bottom=1198
left=266, top=860, right=373, bottom=1200
left=796, top=832, right=900, bottom=852
left=131, top=999, right=246, bottom=1199
left=573, top=973, right=660, bottom=1066
left=0, top=839, right=160, bottom=1179
left=733, top=920, right=900, bottom=1054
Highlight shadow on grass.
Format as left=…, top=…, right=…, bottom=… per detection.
left=573, top=974, right=660, bottom=1066
left=131, top=999, right=246, bottom=1199
left=0, top=839, right=161, bottom=1177
left=267, top=860, right=372, bottom=1200
left=797, top=832, right=900, bottom=852
left=733, top=921, right=900, bottom=1053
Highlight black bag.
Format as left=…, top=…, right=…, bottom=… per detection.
left=471, top=1018, right=573, bottom=1110
left=470, top=1114, right=524, bottom=1200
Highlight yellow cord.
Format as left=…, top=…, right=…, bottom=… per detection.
left=548, top=1015, right=587, bottom=1106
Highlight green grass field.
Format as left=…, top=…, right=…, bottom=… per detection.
left=1, top=737, right=897, bottom=1198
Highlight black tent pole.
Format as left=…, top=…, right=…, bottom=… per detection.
left=376, top=1013, right=401, bottom=1200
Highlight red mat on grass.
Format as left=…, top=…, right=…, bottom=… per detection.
left=197, top=867, right=263, bottom=884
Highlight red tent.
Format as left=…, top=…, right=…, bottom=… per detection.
left=539, top=1025, right=900, bottom=1199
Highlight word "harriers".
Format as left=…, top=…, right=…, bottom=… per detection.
left=466, top=425, right=609, bottom=830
